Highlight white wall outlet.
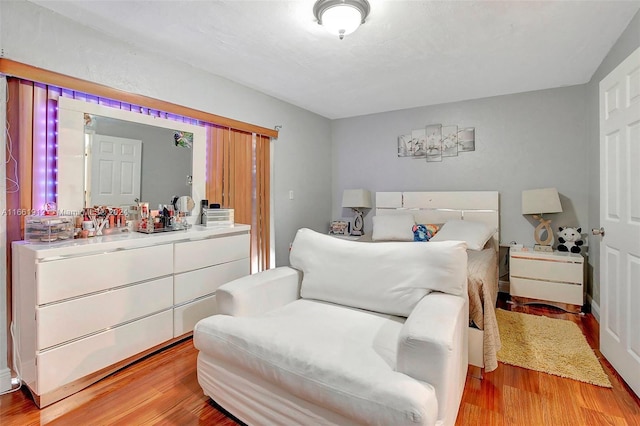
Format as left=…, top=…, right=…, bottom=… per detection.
left=289, top=190, right=294, bottom=200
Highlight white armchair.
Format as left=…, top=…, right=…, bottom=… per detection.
left=194, top=228, right=468, bottom=426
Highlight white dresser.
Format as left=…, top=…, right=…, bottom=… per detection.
left=509, top=247, right=584, bottom=313
left=12, top=224, right=250, bottom=407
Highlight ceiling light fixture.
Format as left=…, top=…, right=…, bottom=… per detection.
left=313, top=0, right=370, bottom=40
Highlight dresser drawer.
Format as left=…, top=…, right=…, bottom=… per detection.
left=510, top=256, right=582, bottom=284
left=174, top=258, right=249, bottom=304
left=36, top=310, right=173, bottom=395
left=510, top=277, right=583, bottom=305
left=174, top=294, right=218, bottom=337
left=36, top=276, right=173, bottom=350
left=36, top=244, right=173, bottom=305
left=174, top=233, right=249, bottom=273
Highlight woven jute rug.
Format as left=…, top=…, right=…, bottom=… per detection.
left=496, top=309, right=612, bottom=387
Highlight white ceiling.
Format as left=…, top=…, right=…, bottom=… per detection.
left=31, top=0, right=639, bottom=119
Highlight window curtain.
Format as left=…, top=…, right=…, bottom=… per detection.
left=206, top=125, right=271, bottom=273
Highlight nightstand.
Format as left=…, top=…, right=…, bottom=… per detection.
left=509, top=247, right=584, bottom=313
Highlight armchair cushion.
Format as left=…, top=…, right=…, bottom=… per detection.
left=290, top=228, right=467, bottom=317
left=194, top=299, right=438, bottom=426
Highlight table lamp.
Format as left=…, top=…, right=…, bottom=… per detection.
left=522, top=188, right=563, bottom=252
left=342, top=189, right=372, bottom=236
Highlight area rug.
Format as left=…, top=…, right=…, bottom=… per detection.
left=496, top=309, right=611, bottom=387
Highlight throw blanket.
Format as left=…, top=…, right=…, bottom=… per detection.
left=468, top=247, right=501, bottom=372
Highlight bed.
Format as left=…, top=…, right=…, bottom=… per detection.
left=370, top=191, right=501, bottom=372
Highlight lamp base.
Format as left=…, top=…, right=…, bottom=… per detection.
left=534, top=244, right=553, bottom=252
left=351, top=208, right=364, bottom=236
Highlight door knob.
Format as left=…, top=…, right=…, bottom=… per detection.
left=592, top=227, right=605, bottom=236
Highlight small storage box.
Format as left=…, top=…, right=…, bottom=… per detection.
left=25, top=215, right=74, bottom=243
left=201, top=208, right=234, bottom=226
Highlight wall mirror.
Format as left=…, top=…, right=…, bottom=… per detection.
left=57, top=97, right=206, bottom=226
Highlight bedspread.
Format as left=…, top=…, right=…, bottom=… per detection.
left=467, top=247, right=501, bottom=372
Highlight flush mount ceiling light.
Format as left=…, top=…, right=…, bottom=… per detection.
left=313, top=0, right=370, bottom=40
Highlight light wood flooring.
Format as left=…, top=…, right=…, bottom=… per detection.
left=1, top=296, right=639, bottom=425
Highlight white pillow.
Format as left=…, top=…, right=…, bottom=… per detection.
left=371, top=214, right=415, bottom=241
left=429, top=219, right=496, bottom=251
left=290, top=228, right=468, bottom=316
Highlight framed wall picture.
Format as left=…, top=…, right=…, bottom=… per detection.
left=458, top=127, right=475, bottom=152
left=397, top=123, right=475, bottom=162
left=397, top=134, right=412, bottom=157
left=441, top=125, right=458, bottom=157
left=329, top=220, right=350, bottom=235
left=410, top=128, right=427, bottom=158
left=426, top=124, right=442, bottom=162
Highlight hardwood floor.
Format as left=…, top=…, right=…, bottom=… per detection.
left=1, top=296, right=639, bottom=425
left=458, top=296, right=640, bottom=425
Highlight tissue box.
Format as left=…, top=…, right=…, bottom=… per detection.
left=25, top=215, right=74, bottom=242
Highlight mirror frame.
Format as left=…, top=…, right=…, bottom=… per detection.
left=57, top=97, right=206, bottom=226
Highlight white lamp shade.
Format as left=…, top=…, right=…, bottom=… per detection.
left=321, top=4, right=362, bottom=37
left=342, top=189, right=372, bottom=208
left=522, top=188, right=563, bottom=215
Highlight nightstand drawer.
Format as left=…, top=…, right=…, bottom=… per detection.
left=511, top=277, right=583, bottom=305
left=510, top=257, right=582, bottom=284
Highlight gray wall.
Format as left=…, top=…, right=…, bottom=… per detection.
left=585, top=10, right=640, bottom=308
left=332, top=85, right=589, bottom=249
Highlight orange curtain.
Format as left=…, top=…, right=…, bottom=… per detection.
left=206, top=126, right=271, bottom=273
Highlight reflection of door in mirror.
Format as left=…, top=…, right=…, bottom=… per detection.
left=88, top=134, right=142, bottom=207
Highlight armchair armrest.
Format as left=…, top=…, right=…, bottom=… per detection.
left=397, top=293, right=468, bottom=426
left=216, top=266, right=302, bottom=317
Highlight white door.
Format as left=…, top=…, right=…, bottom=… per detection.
left=599, top=46, right=640, bottom=397
left=89, top=134, right=142, bottom=207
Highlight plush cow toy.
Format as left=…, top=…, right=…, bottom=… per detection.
left=557, top=227, right=584, bottom=253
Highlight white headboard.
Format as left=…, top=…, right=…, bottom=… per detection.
left=375, top=191, right=500, bottom=251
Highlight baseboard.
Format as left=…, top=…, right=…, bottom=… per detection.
left=0, top=367, right=11, bottom=393
left=587, top=295, right=600, bottom=323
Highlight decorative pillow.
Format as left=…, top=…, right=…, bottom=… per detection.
left=290, top=228, right=468, bottom=316
left=413, top=223, right=441, bottom=242
left=371, top=214, right=415, bottom=241
left=429, top=219, right=496, bottom=251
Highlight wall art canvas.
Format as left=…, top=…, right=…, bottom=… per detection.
left=458, top=127, right=475, bottom=152
left=426, top=124, right=442, bottom=162
left=410, top=128, right=427, bottom=158
left=397, top=134, right=412, bottom=157
left=441, top=125, right=458, bottom=157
